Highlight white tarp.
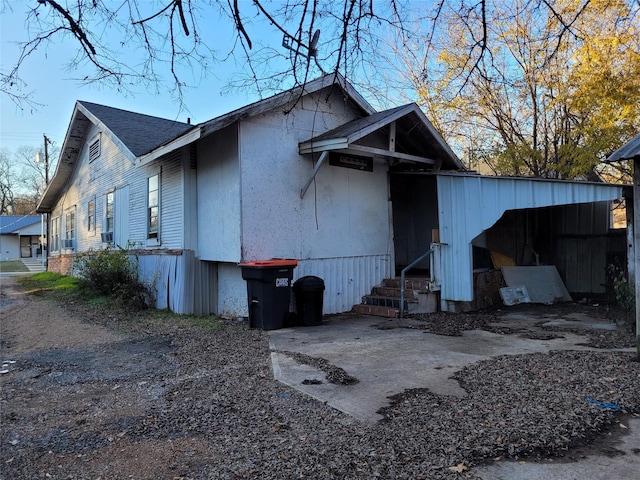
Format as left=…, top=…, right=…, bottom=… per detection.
left=501, top=266, right=572, bottom=304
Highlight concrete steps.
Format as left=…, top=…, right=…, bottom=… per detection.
left=20, top=258, right=45, bottom=272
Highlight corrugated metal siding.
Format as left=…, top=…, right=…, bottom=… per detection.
left=137, top=250, right=201, bottom=314
left=555, top=237, right=609, bottom=293
left=553, top=202, right=611, bottom=235
left=436, top=174, right=623, bottom=303
left=193, top=260, right=217, bottom=315
left=213, top=255, right=391, bottom=318
left=295, top=255, right=392, bottom=314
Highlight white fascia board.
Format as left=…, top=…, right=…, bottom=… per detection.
left=346, top=105, right=415, bottom=144
left=137, top=128, right=201, bottom=166
left=299, top=138, right=349, bottom=154
left=76, top=103, right=136, bottom=164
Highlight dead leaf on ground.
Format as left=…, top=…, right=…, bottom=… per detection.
left=448, top=463, right=468, bottom=473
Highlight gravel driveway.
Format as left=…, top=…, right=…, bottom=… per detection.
left=1, top=277, right=638, bottom=479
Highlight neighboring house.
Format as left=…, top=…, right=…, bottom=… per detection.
left=37, top=74, right=624, bottom=316
left=0, top=215, right=46, bottom=260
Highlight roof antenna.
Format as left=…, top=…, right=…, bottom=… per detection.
left=308, top=29, right=320, bottom=59
left=282, top=29, right=320, bottom=59
left=282, top=30, right=324, bottom=74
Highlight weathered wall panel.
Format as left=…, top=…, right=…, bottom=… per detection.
left=238, top=89, right=391, bottom=261
left=197, top=125, right=241, bottom=262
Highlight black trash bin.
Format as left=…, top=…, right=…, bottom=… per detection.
left=240, top=259, right=298, bottom=330
left=293, top=276, right=325, bottom=326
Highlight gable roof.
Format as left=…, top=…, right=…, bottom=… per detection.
left=77, top=102, right=194, bottom=157
left=298, top=103, right=464, bottom=170
left=138, top=73, right=376, bottom=165
left=0, top=215, right=41, bottom=234
left=37, top=102, right=195, bottom=213
left=608, top=133, right=640, bottom=161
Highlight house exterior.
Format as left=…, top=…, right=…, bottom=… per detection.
left=0, top=215, right=46, bottom=260
left=37, top=74, right=624, bottom=317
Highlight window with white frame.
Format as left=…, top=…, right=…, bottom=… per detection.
left=102, top=191, right=114, bottom=243
left=51, top=216, right=60, bottom=252
left=64, top=209, right=75, bottom=249
left=87, top=198, right=95, bottom=233
left=148, top=174, right=159, bottom=239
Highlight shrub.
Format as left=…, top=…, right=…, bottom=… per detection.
left=607, top=263, right=635, bottom=333
left=74, top=245, right=155, bottom=310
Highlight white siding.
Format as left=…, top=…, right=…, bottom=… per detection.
left=436, top=174, right=623, bottom=307
left=46, top=120, right=200, bottom=315
left=183, top=146, right=199, bottom=253
left=50, top=120, right=190, bottom=255
left=159, top=150, right=185, bottom=249
left=0, top=236, right=19, bottom=260
left=49, top=124, right=135, bottom=254
left=197, top=125, right=241, bottom=262
left=114, top=186, right=129, bottom=247
left=129, top=149, right=185, bottom=249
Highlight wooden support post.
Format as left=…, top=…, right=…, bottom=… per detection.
left=300, top=151, right=328, bottom=199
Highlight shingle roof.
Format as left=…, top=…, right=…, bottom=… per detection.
left=78, top=101, right=195, bottom=156
left=0, top=215, right=41, bottom=234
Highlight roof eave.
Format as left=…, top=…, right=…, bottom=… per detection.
left=37, top=104, right=90, bottom=213
left=201, top=73, right=375, bottom=138
left=137, top=127, right=201, bottom=166
left=607, top=133, right=640, bottom=162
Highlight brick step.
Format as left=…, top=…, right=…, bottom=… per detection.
left=352, top=304, right=399, bottom=318
left=382, top=278, right=430, bottom=290
left=362, top=295, right=415, bottom=309
left=371, top=286, right=422, bottom=298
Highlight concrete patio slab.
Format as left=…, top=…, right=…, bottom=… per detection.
left=268, top=312, right=638, bottom=479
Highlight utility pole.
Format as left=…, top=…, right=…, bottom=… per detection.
left=42, top=134, right=51, bottom=270
left=43, top=134, right=50, bottom=184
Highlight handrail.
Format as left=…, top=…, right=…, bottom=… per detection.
left=400, top=247, right=434, bottom=318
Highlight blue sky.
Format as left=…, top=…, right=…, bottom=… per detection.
left=0, top=2, right=294, bottom=154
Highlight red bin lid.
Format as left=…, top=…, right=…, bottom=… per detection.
left=239, top=258, right=299, bottom=268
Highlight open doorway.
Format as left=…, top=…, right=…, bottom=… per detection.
left=389, top=173, right=439, bottom=276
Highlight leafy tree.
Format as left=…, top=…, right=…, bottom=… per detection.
left=403, top=0, right=640, bottom=179
left=14, top=144, right=59, bottom=200
left=0, top=152, right=18, bottom=214
left=0, top=144, right=59, bottom=214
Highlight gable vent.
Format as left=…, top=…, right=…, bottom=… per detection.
left=89, top=137, right=101, bottom=162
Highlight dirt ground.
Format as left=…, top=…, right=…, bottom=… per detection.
left=1, top=276, right=638, bottom=480
left=0, top=276, right=207, bottom=478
